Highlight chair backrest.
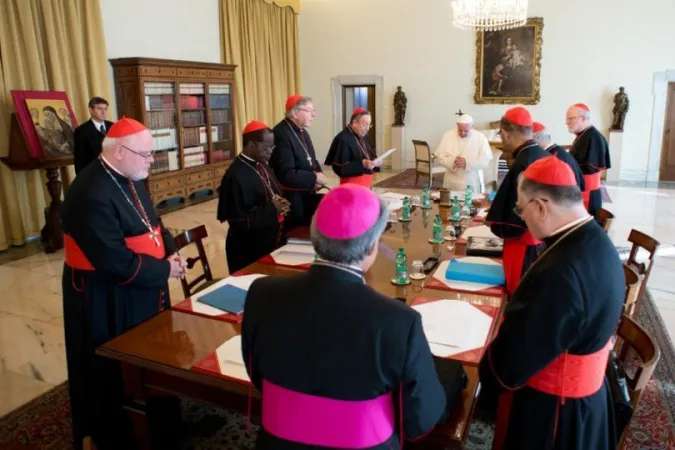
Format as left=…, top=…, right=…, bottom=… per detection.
left=483, top=147, right=503, bottom=191
left=412, top=140, right=431, bottom=164
left=173, top=224, right=214, bottom=298
left=613, top=314, right=660, bottom=446
left=622, top=263, right=641, bottom=318
left=597, top=208, right=615, bottom=233
left=626, top=229, right=660, bottom=308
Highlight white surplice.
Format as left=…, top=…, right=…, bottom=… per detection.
left=434, top=129, right=492, bottom=192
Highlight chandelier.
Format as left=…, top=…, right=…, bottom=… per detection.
left=451, top=0, right=528, bottom=31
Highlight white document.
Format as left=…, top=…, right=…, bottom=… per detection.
left=460, top=225, right=499, bottom=240
left=381, top=192, right=408, bottom=200
left=216, top=335, right=250, bottom=382
left=192, top=274, right=267, bottom=315
left=270, top=244, right=316, bottom=266
left=412, top=300, right=493, bottom=358
left=477, top=208, right=488, bottom=218
left=374, top=148, right=397, bottom=166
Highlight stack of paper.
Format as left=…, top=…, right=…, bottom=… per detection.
left=270, top=244, right=316, bottom=266
left=193, top=274, right=266, bottom=315
left=216, top=336, right=250, bottom=382
left=460, top=225, right=499, bottom=241
left=412, top=300, right=493, bottom=358
left=382, top=192, right=407, bottom=211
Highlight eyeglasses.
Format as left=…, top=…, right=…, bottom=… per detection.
left=565, top=115, right=582, bottom=123
left=258, top=143, right=275, bottom=151
left=513, top=197, right=547, bottom=218
left=121, top=144, right=155, bottom=159
left=297, top=108, right=316, bottom=114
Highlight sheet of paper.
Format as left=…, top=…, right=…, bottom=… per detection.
left=432, top=257, right=502, bottom=292
left=477, top=208, right=488, bottom=218
left=412, top=300, right=493, bottom=358
left=216, top=336, right=250, bottom=382
left=381, top=192, right=408, bottom=200
left=287, top=237, right=312, bottom=246
left=460, top=225, right=499, bottom=240
left=386, top=199, right=404, bottom=211
left=270, top=244, right=316, bottom=266
left=373, top=148, right=397, bottom=166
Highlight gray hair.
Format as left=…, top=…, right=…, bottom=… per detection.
left=285, top=96, right=313, bottom=119
left=101, top=136, right=120, bottom=152
left=310, top=196, right=389, bottom=265
left=532, top=130, right=550, bottom=142
left=519, top=175, right=582, bottom=207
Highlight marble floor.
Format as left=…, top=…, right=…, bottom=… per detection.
left=1, top=169, right=675, bottom=419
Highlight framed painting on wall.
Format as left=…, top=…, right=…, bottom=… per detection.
left=10, top=90, right=79, bottom=160
left=474, top=17, right=544, bottom=105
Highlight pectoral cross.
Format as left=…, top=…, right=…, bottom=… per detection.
left=307, top=155, right=313, bottom=166
left=149, top=228, right=161, bottom=246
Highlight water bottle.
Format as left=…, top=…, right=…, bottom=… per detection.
left=464, top=185, right=473, bottom=205
left=432, top=214, right=443, bottom=242
left=451, top=196, right=461, bottom=222
left=395, top=248, right=408, bottom=283
left=422, top=187, right=431, bottom=209
left=401, top=197, right=411, bottom=221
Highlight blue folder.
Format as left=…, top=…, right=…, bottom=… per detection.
left=488, top=191, right=497, bottom=202
left=197, top=284, right=248, bottom=314
left=445, top=259, right=505, bottom=285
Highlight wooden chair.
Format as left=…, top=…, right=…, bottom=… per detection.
left=173, top=225, right=221, bottom=298
left=412, top=140, right=445, bottom=189
left=622, top=263, right=641, bottom=318
left=625, top=230, right=660, bottom=313
left=613, top=314, right=661, bottom=448
left=597, top=208, right=615, bottom=233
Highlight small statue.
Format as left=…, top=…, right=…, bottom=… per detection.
left=393, top=86, right=407, bottom=126
left=611, top=86, right=629, bottom=131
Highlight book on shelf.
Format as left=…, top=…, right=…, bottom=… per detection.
left=184, top=153, right=208, bottom=169
left=209, top=109, right=229, bottom=124
left=213, top=149, right=232, bottom=163
left=180, top=96, right=205, bottom=109
left=151, top=128, right=177, bottom=151
left=146, top=110, right=176, bottom=129
left=150, top=150, right=180, bottom=174
left=145, top=95, right=175, bottom=111
left=182, top=110, right=206, bottom=127
left=145, top=82, right=174, bottom=95
left=180, top=83, right=205, bottom=95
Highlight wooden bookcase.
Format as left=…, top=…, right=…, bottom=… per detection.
left=109, top=57, right=238, bottom=212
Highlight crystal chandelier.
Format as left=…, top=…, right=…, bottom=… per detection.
left=451, top=0, right=528, bottom=31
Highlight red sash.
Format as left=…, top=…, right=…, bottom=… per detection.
left=65, top=226, right=166, bottom=271
left=339, top=174, right=374, bottom=188
left=493, top=340, right=612, bottom=450
left=502, top=231, right=541, bottom=296
left=581, top=173, right=602, bottom=210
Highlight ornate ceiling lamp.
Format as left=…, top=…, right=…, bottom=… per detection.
left=451, top=0, right=528, bottom=31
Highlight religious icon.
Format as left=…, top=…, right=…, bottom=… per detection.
left=474, top=18, right=544, bottom=105
left=10, top=90, right=79, bottom=160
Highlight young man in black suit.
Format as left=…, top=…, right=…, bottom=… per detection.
left=73, top=97, right=114, bottom=174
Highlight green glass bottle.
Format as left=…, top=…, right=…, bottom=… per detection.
left=395, top=247, right=408, bottom=283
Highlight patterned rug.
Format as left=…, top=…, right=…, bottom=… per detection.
left=375, top=168, right=613, bottom=203
left=0, top=292, right=672, bottom=449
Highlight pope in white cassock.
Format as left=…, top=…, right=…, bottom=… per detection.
left=434, top=114, right=492, bottom=192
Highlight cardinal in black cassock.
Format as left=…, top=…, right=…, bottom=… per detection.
left=485, top=107, right=549, bottom=296
left=242, top=184, right=449, bottom=449
left=532, top=121, right=585, bottom=191
left=324, top=107, right=380, bottom=187
left=567, top=103, right=611, bottom=217
left=270, top=95, right=326, bottom=228
left=61, top=118, right=186, bottom=450
left=479, top=156, right=624, bottom=450
left=217, top=120, right=290, bottom=274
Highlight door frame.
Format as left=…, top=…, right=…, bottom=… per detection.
left=659, top=82, right=675, bottom=181
left=331, top=75, right=384, bottom=157
left=647, top=70, right=675, bottom=182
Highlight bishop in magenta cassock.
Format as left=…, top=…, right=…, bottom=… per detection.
left=242, top=184, right=449, bottom=449
left=324, top=107, right=380, bottom=188
left=61, top=118, right=187, bottom=450
left=479, top=155, right=624, bottom=450
left=566, top=103, right=611, bottom=217
left=485, top=106, right=549, bottom=296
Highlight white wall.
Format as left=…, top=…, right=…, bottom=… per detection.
left=100, top=0, right=221, bottom=118
left=299, top=0, right=675, bottom=180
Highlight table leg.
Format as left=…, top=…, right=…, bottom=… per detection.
left=122, top=364, right=152, bottom=450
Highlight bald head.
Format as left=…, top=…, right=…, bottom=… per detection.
left=565, top=105, right=591, bottom=134
left=101, top=129, right=154, bottom=181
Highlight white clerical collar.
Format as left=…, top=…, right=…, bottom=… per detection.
left=240, top=153, right=255, bottom=163
left=545, top=143, right=556, bottom=151
left=100, top=155, right=126, bottom=177
left=548, top=215, right=592, bottom=237
left=314, top=257, right=364, bottom=280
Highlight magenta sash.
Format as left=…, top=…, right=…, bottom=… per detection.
left=262, top=379, right=395, bottom=448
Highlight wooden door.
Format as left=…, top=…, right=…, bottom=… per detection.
left=660, top=82, right=675, bottom=181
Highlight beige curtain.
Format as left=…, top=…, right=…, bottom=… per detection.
left=220, top=0, right=300, bottom=151
left=0, top=0, right=113, bottom=251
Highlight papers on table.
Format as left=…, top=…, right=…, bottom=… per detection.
left=270, top=244, right=316, bottom=266
left=373, top=148, right=397, bottom=166
left=287, top=237, right=312, bottom=246
left=382, top=192, right=407, bottom=211
left=432, top=257, right=503, bottom=292
left=460, top=225, right=499, bottom=241
left=477, top=208, right=488, bottom=219
left=412, top=300, right=493, bottom=358
left=215, top=336, right=250, bottom=382
left=192, top=274, right=266, bottom=315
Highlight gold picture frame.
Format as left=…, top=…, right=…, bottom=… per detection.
left=474, top=17, right=544, bottom=105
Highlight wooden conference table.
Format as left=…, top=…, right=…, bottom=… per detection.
left=97, top=190, right=504, bottom=449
